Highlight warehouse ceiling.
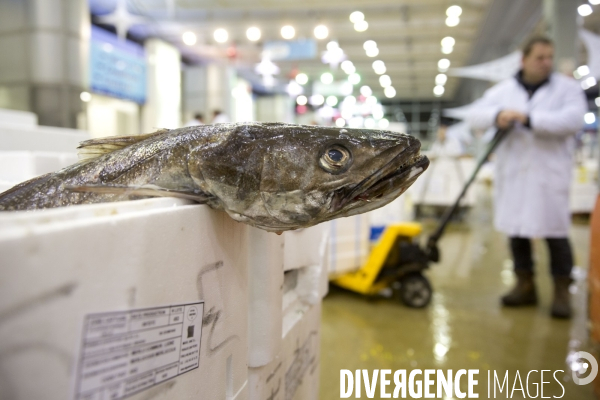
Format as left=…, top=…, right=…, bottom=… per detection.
left=89, top=0, right=520, bottom=101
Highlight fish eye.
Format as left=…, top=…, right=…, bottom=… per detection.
left=320, top=145, right=352, bottom=174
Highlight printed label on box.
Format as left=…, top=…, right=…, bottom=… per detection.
left=74, top=302, right=204, bottom=400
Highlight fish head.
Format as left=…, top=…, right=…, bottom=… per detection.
left=192, top=123, right=429, bottom=231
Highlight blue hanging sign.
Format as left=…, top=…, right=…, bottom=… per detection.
left=89, top=26, right=147, bottom=104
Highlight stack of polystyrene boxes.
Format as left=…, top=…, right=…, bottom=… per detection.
left=324, top=213, right=370, bottom=277
left=408, top=155, right=476, bottom=207
left=0, top=108, right=88, bottom=192
left=0, top=199, right=252, bottom=399
left=570, top=159, right=599, bottom=214
left=247, top=225, right=328, bottom=400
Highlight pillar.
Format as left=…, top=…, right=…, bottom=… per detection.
left=0, top=0, right=90, bottom=128
left=544, top=0, right=579, bottom=72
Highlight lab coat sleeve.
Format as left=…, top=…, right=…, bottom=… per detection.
left=529, top=83, right=587, bottom=138
left=466, top=84, right=504, bottom=131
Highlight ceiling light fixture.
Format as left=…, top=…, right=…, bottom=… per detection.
left=446, top=5, right=463, bottom=17
left=354, top=20, right=368, bottom=32
left=433, top=85, right=445, bottom=96
left=350, top=11, right=364, bottom=23
left=438, top=58, right=451, bottom=72
left=446, top=16, right=460, bottom=27
left=295, top=73, right=308, bottom=85
left=314, top=25, right=329, bottom=40
left=379, top=75, right=392, bottom=87
left=384, top=87, right=396, bottom=98
left=366, top=47, right=379, bottom=57
left=281, top=25, right=295, bottom=39
left=182, top=31, right=197, bottom=45
left=214, top=28, right=228, bottom=43
left=321, top=72, right=334, bottom=84
left=246, top=27, right=261, bottom=41
left=578, top=4, right=593, bottom=16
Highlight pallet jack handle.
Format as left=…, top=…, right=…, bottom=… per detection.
left=425, top=128, right=509, bottom=262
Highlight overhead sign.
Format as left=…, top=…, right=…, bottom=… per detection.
left=90, top=26, right=147, bottom=104
left=263, top=39, right=317, bottom=61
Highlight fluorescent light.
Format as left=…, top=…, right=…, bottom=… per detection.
left=214, top=28, right=228, bottom=43
left=310, top=94, right=325, bottom=106
left=80, top=91, right=91, bottom=102
left=441, top=37, right=455, bottom=47
left=336, top=118, right=346, bottom=127
left=296, top=95, right=307, bottom=106
left=366, top=47, right=379, bottom=57
left=378, top=118, right=389, bottom=129
left=246, top=27, right=261, bottom=41
left=314, top=25, right=329, bottom=40
left=433, top=85, right=445, bottom=96
left=295, top=73, right=308, bottom=85
left=384, top=87, right=396, bottom=98
left=349, top=11, right=365, bottom=23
left=595, top=97, right=600, bottom=107
left=321, top=72, right=334, bottom=84
left=584, top=112, right=596, bottom=124
left=379, top=75, right=392, bottom=87
left=363, top=40, right=377, bottom=50
left=354, top=20, right=368, bottom=32
left=360, top=86, right=372, bottom=96
left=577, top=65, right=590, bottom=77
left=435, top=74, right=448, bottom=85
left=590, top=0, right=600, bottom=4
left=281, top=25, right=295, bottom=39
left=326, top=96, right=338, bottom=106
left=446, top=16, right=460, bottom=27
left=446, top=5, right=463, bottom=17
left=578, top=4, right=593, bottom=16
left=348, top=73, right=361, bottom=85
left=182, top=31, right=197, bottom=45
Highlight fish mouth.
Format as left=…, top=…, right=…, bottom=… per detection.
left=331, top=144, right=430, bottom=212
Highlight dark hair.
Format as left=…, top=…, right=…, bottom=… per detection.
left=194, top=113, right=203, bottom=120
left=522, top=36, right=553, bottom=57
left=213, top=109, right=222, bottom=116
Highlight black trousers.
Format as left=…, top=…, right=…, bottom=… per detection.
left=509, top=237, right=573, bottom=277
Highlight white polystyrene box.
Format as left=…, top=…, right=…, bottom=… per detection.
left=283, top=224, right=326, bottom=272
left=325, top=213, right=370, bottom=276
left=247, top=302, right=321, bottom=400
left=409, top=156, right=476, bottom=207
left=0, top=151, right=79, bottom=183
left=0, top=198, right=250, bottom=400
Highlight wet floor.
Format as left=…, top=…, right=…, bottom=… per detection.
left=320, top=185, right=596, bottom=399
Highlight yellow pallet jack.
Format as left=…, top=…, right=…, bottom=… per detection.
left=333, top=129, right=508, bottom=308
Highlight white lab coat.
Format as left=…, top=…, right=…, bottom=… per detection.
left=468, top=73, right=587, bottom=238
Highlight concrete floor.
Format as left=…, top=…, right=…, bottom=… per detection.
left=320, top=186, right=595, bottom=399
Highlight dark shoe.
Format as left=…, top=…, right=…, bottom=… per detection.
left=551, top=276, right=572, bottom=319
left=501, top=271, right=537, bottom=306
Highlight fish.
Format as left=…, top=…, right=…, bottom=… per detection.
left=0, top=122, right=429, bottom=232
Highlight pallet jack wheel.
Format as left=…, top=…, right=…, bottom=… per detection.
left=399, top=273, right=432, bottom=308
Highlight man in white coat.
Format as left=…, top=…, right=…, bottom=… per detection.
left=468, top=36, right=587, bottom=319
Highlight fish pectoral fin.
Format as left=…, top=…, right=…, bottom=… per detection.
left=77, top=129, right=171, bottom=160
left=65, top=184, right=211, bottom=203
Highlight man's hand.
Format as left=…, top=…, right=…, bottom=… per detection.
left=496, top=110, right=528, bottom=129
